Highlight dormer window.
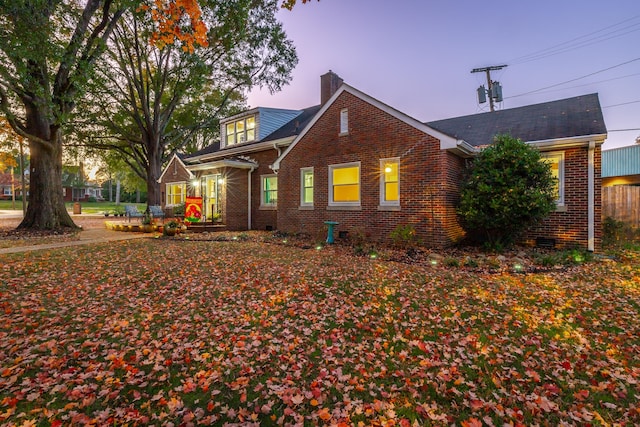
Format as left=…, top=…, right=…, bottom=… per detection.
left=226, top=116, right=256, bottom=146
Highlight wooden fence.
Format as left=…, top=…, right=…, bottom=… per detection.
left=602, top=186, right=640, bottom=226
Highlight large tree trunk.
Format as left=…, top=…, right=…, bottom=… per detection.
left=146, top=141, right=163, bottom=206
left=19, top=131, right=76, bottom=230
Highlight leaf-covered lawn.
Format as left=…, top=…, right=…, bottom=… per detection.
left=1, top=240, right=639, bottom=426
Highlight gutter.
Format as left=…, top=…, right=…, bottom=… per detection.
left=187, top=159, right=257, bottom=172
left=588, top=140, right=595, bottom=251
left=529, top=134, right=607, bottom=150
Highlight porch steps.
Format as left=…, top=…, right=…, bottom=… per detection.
left=185, top=222, right=227, bottom=233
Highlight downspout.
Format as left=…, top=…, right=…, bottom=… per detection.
left=588, top=140, right=595, bottom=252
left=248, top=167, right=255, bottom=230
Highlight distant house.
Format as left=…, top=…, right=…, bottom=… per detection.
left=161, top=71, right=607, bottom=251
left=0, top=172, right=23, bottom=200
left=601, top=144, right=640, bottom=226
left=62, top=165, right=103, bottom=202
left=602, top=143, right=640, bottom=186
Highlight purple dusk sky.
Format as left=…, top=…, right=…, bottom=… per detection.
left=247, top=0, right=639, bottom=150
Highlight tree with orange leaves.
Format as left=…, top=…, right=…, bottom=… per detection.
left=0, top=1, right=210, bottom=230
left=77, top=0, right=297, bottom=207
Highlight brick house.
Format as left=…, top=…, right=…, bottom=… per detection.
left=0, top=172, right=23, bottom=200
left=159, top=105, right=321, bottom=231
left=61, top=165, right=103, bottom=202
left=161, top=71, right=607, bottom=250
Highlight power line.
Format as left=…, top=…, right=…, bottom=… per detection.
left=608, top=128, right=640, bottom=132
left=603, top=100, right=640, bottom=109
left=515, top=73, right=640, bottom=97
left=508, top=15, right=640, bottom=65
left=505, top=57, right=640, bottom=99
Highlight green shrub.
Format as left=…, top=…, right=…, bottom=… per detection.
left=173, top=202, right=185, bottom=216
left=458, top=134, right=557, bottom=250
left=390, top=224, right=419, bottom=248
left=444, top=257, right=460, bottom=267
left=463, top=257, right=478, bottom=268
left=536, top=254, right=558, bottom=267
left=601, top=216, right=640, bottom=248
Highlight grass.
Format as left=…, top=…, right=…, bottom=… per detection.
left=0, top=238, right=639, bottom=425
left=0, top=200, right=146, bottom=214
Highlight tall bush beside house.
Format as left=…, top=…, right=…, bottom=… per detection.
left=457, top=134, right=557, bottom=249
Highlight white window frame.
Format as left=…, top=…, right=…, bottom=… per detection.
left=3, top=187, right=11, bottom=196
left=379, top=157, right=400, bottom=207
left=261, top=174, right=278, bottom=208
left=166, top=181, right=186, bottom=206
left=541, top=151, right=565, bottom=206
left=328, top=162, right=361, bottom=207
left=225, top=115, right=256, bottom=147
left=339, top=108, right=349, bottom=135
left=300, top=167, right=314, bottom=207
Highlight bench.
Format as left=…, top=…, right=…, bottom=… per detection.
left=125, top=205, right=144, bottom=222
left=149, top=205, right=165, bottom=222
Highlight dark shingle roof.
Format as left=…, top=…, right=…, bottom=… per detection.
left=261, top=105, right=321, bottom=142
left=184, top=105, right=321, bottom=161
left=185, top=141, right=221, bottom=159
left=426, top=93, right=607, bottom=147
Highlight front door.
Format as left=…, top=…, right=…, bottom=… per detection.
left=205, top=174, right=222, bottom=222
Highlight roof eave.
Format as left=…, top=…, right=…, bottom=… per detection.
left=157, top=154, right=194, bottom=183
left=528, top=133, right=607, bottom=150
left=187, top=159, right=258, bottom=172
left=186, top=136, right=295, bottom=163
left=443, top=139, right=479, bottom=157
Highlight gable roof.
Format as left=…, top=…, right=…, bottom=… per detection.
left=427, top=93, right=607, bottom=147
left=0, top=172, right=22, bottom=188
left=602, top=144, right=640, bottom=178
left=273, top=84, right=462, bottom=170
left=157, top=153, right=194, bottom=183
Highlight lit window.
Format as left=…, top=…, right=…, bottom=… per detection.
left=225, top=116, right=256, bottom=146
left=340, top=108, right=348, bottom=135
left=329, top=162, right=360, bottom=206
left=301, top=168, right=314, bottom=206
left=380, top=158, right=400, bottom=206
left=541, top=152, right=564, bottom=205
left=261, top=175, right=277, bottom=207
left=166, top=182, right=186, bottom=205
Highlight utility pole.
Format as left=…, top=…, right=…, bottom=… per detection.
left=471, top=65, right=507, bottom=112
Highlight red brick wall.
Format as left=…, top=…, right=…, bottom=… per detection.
left=277, top=91, right=465, bottom=247
left=160, top=150, right=281, bottom=230
left=524, top=145, right=602, bottom=250
left=224, top=167, right=247, bottom=230
left=159, top=157, right=192, bottom=207
left=247, top=150, right=279, bottom=231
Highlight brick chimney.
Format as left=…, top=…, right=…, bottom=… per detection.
left=320, top=70, right=343, bottom=105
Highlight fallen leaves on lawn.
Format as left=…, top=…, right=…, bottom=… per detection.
left=0, top=240, right=639, bottom=426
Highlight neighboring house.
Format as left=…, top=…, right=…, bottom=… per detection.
left=601, top=143, right=640, bottom=186
left=0, top=172, right=23, bottom=200
left=161, top=71, right=607, bottom=251
left=601, top=143, right=640, bottom=226
left=62, top=165, right=103, bottom=202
